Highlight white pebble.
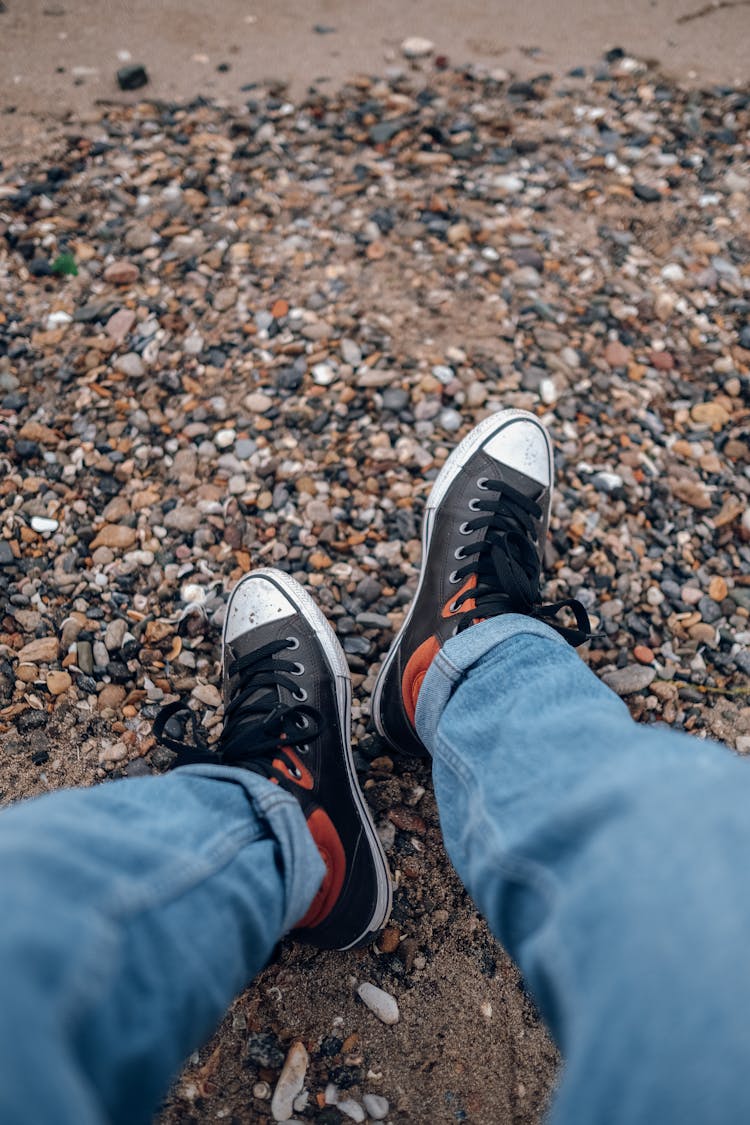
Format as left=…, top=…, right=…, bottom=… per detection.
left=357, top=982, right=399, bottom=1025
left=337, top=1098, right=366, bottom=1123
left=363, top=1093, right=390, bottom=1120
left=30, top=516, right=59, bottom=534
left=539, top=377, right=557, bottom=404
left=401, top=36, right=434, bottom=58
left=312, top=362, right=336, bottom=386
left=46, top=310, right=72, bottom=329
left=214, top=428, right=236, bottom=449
left=271, top=1042, right=309, bottom=1122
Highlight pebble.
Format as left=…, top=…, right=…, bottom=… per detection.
left=18, top=637, right=59, bottom=663
left=103, top=261, right=139, bottom=285
left=401, top=36, right=435, bottom=58
left=363, top=1094, right=390, bottom=1121
left=602, top=666, right=657, bottom=695
left=271, top=1042, right=309, bottom=1122
left=114, top=352, right=145, bottom=378
left=357, top=982, right=399, bottom=1025
left=192, top=682, right=222, bottom=708
left=117, top=63, right=149, bottom=90
left=46, top=670, right=71, bottom=696
left=30, top=516, right=59, bottom=534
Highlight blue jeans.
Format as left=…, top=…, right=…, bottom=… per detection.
left=2, top=616, right=750, bottom=1124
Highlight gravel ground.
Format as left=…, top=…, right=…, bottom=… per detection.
left=1, top=46, right=749, bottom=1124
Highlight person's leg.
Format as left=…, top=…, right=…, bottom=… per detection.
left=0, top=765, right=323, bottom=1125
left=417, top=615, right=750, bottom=1125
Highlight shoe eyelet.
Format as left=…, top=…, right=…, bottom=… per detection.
left=449, top=570, right=461, bottom=584
left=293, top=687, right=308, bottom=702
left=291, top=662, right=305, bottom=676
left=448, top=599, right=460, bottom=613
left=454, top=546, right=466, bottom=560
left=285, top=636, right=300, bottom=650
left=477, top=477, right=489, bottom=490
left=459, top=522, right=472, bottom=535
left=295, top=714, right=310, bottom=730
left=468, top=498, right=481, bottom=512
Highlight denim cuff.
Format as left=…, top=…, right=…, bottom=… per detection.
left=175, top=764, right=324, bottom=934
left=414, top=614, right=567, bottom=753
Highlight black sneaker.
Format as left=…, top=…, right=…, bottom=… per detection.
left=372, top=409, right=591, bottom=757
left=155, top=568, right=392, bottom=950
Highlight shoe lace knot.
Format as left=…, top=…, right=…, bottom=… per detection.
left=451, top=477, right=592, bottom=646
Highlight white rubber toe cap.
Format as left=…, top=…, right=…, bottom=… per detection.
left=223, top=570, right=296, bottom=646
left=483, top=416, right=552, bottom=486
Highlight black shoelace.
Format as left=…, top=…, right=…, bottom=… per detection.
left=153, top=638, right=321, bottom=777
left=448, top=477, right=592, bottom=646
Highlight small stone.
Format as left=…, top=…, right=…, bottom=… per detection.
left=184, top=331, right=204, bottom=355
left=633, top=183, right=661, bottom=203
left=363, top=1094, right=389, bottom=1121
left=46, top=670, right=71, bottom=696
left=90, top=525, right=138, bottom=550
left=312, top=363, right=336, bottom=386
left=633, top=645, right=655, bottom=664
left=245, top=391, right=274, bottom=413
left=670, top=480, right=711, bottom=510
left=192, top=682, right=222, bottom=708
left=105, top=618, right=128, bottom=653
left=439, top=408, right=462, bottom=432
left=30, top=516, right=59, bottom=534
left=337, top=1098, right=365, bottom=1123
left=691, top=401, right=730, bottom=428
left=271, top=1042, right=309, bottom=1122
left=99, top=741, right=128, bottom=764
left=539, top=377, right=557, bottom=405
left=104, top=261, right=139, bottom=285
left=117, top=64, right=149, bottom=91
left=602, top=666, right=656, bottom=695
left=709, top=576, right=728, bottom=602
left=18, top=637, right=59, bottom=663
left=401, top=36, right=435, bottom=58
left=163, top=506, right=202, bottom=533
left=340, top=338, right=361, bottom=366
left=604, top=340, right=632, bottom=367
left=357, top=982, right=399, bottom=1025
left=215, top=428, right=236, bottom=449
left=592, top=471, right=624, bottom=494
left=378, top=927, right=400, bottom=954
left=106, top=308, right=136, bottom=343
left=114, top=352, right=145, bottom=378
left=213, top=286, right=237, bottom=312
left=98, top=684, right=126, bottom=711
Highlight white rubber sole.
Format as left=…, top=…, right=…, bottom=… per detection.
left=223, top=568, right=393, bottom=949
left=372, top=409, right=554, bottom=746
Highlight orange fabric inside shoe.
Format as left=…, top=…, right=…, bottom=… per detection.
left=296, top=807, right=346, bottom=929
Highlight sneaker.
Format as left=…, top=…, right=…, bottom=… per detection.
left=155, top=568, right=392, bottom=950
left=372, top=409, right=591, bottom=757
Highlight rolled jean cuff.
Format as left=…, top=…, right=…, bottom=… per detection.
left=175, top=764, right=324, bottom=934
left=414, top=614, right=567, bottom=752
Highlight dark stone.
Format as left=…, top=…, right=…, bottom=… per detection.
left=328, top=1065, right=363, bottom=1089
left=0, top=541, right=15, bottom=566
left=17, top=710, right=48, bottom=733
left=319, top=1035, right=343, bottom=1057
left=29, top=257, right=53, bottom=276
left=123, top=758, right=151, bottom=778
left=343, top=635, right=372, bottom=656
left=739, top=325, right=750, bottom=350
left=31, top=749, right=49, bottom=766
left=245, top=1032, right=285, bottom=1070
left=117, top=64, right=149, bottom=92
left=105, top=661, right=131, bottom=683
left=605, top=46, right=625, bottom=62
left=633, top=183, right=661, bottom=203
